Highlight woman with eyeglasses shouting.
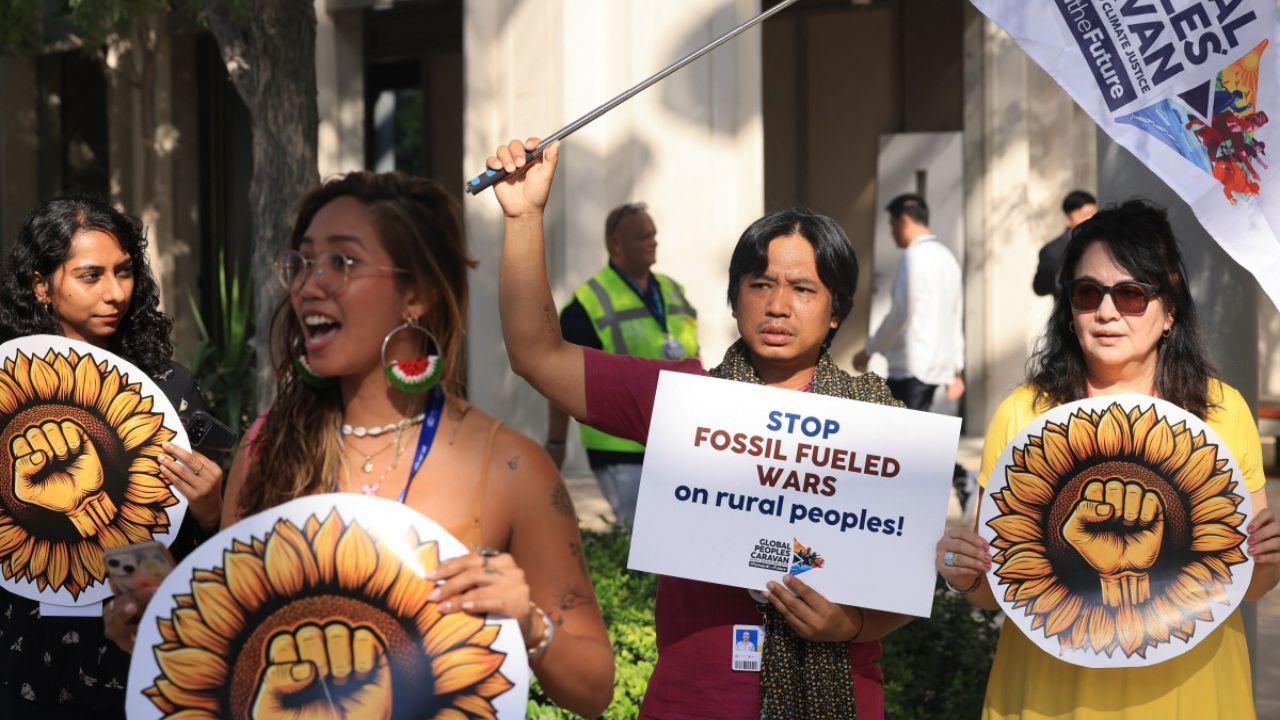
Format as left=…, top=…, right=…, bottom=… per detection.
left=936, top=200, right=1279, bottom=719
left=105, top=172, right=614, bottom=716
left=0, top=196, right=225, bottom=719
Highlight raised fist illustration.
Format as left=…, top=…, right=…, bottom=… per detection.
left=1063, top=479, right=1165, bottom=607
left=252, top=622, right=392, bottom=720
left=11, top=420, right=115, bottom=538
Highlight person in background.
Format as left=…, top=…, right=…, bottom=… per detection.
left=0, top=196, right=224, bottom=719
left=937, top=200, right=1279, bottom=719
left=854, top=193, right=965, bottom=412
left=1033, top=189, right=1098, bottom=297
left=545, top=202, right=699, bottom=525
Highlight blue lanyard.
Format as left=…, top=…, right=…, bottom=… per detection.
left=397, top=387, right=445, bottom=505
left=613, top=265, right=668, bottom=334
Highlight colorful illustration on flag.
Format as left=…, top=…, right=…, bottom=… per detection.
left=969, top=0, right=1280, bottom=311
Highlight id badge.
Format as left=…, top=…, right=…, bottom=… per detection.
left=661, top=335, right=685, bottom=360
left=731, top=624, right=764, bottom=672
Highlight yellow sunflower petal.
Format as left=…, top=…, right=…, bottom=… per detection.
left=272, top=520, right=320, bottom=586
left=453, top=694, right=496, bottom=717
left=191, top=580, right=244, bottom=638
left=1011, top=575, right=1058, bottom=602
left=988, top=515, right=1042, bottom=544
left=28, top=539, right=50, bottom=577
left=1221, top=547, right=1248, bottom=565
left=1190, top=523, right=1245, bottom=552
left=335, top=523, right=380, bottom=592
left=104, top=390, right=142, bottom=428
left=29, top=354, right=60, bottom=398
left=0, top=372, right=24, bottom=413
left=1143, top=603, right=1172, bottom=643
left=1202, top=556, right=1235, bottom=582
left=46, top=542, right=69, bottom=590
left=1160, top=427, right=1194, bottom=476
left=70, top=355, right=104, bottom=408
left=1011, top=447, right=1025, bottom=469
left=365, top=540, right=404, bottom=598
left=263, top=527, right=307, bottom=596
left=117, top=412, right=164, bottom=451
left=225, top=550, right=272, bottom=610
left=470, top=624, right=501, bottom=648
left=415, top=603, right=444, bottom=636
left=1066, top=412, right=1098, bottom=461
left=156, top=617, right=179, bottom=644
left=75, top=542, right=106, bottom=580
left=93, top=370, right=122, bottom=416
left=172, top=607, right=230, bottom=657
left=422, top=612, right=486, bottom=656
left=432, top=711, right=468, bottom=720
left=68, top=542, right=89, bottom=591
left=1044, top=593, right=1083, bottom=637
left=431, top=646, right=505, bottom=695
left=1041, top=425, right=1074, bottom=477
left=1029, top=582, right=1070, bottom=614
left=1116, top=604, right=1144, bottom=656
left=1143, top=418, right=1175, bottom=466
left=386, top=566, right=432, bottom=617
left=51, top=354, right=75, bottom=400
left=997, top=550, right=1052, bottom=581
left=120, top=503, right=162, bottom=527
left=309, top=510, right=345, bottom=585
left=0, top=523, right=27, bottom=555
left=476, top=671, right=515, bottom=699
left=128, top=455, right=161, bottom=476
left=1128, top=406, right=1158, bottom=457
left=1022, top=445, right=1056, bottom=485
left=10, top=353, right=33, bottom=398
left=1174, top=444, right=1219, bottom=495
left=415, top=540, right=442, bottom=576
left=1189, top=470, right=1233, bottom=507
left=155, top=646, right=228, bottom=691
left=120, top=520, right=154, bottom=544
left=143, top=684, right=177, bottom=714
left=1086, top=606, right=1116, bottom=653
left=126, top=476, right=175, bottom=505
left=1191, top=496, right=1237, bottom=524
left=1097, top=405, right=1133, bottom=456
left=153, top=677, right=221, bottom=713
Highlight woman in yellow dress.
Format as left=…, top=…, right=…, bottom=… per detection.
left=936, top=199, right=1279, bottom=719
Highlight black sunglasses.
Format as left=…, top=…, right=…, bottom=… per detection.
left=1068, top=279, right=1159, bottom=316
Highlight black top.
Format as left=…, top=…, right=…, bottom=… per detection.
left=1033, top=228, right=1071, bottom=297
left=0, top=362, right=219, bottom=717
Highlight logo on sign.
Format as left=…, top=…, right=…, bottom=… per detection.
left=790, top=537, right=825, bottom=576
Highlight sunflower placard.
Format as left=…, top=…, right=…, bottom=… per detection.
left=126, top=494, right=529, bottom=719
left=0, top=335, right=190, bottom=606
left=979, top=394, right=1254, bottom=668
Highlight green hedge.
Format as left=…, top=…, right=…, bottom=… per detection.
left=529, top=526, right=1000, bottom=719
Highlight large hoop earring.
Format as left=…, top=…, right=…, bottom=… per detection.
left=382, top=318, right=444, bottom=394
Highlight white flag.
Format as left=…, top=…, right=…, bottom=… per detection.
left=971, top=0, right=1280, bottom=310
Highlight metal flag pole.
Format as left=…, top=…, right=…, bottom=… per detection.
left=464, top=0, right=802, bottom=195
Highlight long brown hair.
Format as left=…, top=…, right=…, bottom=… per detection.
left=240, top=172, right=475, bottom=516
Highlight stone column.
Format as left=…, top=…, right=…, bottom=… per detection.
left=316, top=1, right=366, bottom=179
left=464, top=0, right=764, bottom=471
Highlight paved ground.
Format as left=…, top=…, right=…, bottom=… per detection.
left=565, top=435, right=1280, bottom=711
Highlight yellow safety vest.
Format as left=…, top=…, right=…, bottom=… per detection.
left=573, top=267, right=699, bottom=453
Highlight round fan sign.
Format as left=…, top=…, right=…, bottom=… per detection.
left=979, top=394, right=1254, bottom=668
left=127, top=494, right=529, bottom=719
left=0, top=335, right=189, bottom=606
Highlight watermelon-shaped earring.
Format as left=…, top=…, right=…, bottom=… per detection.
left=381, top=318, right=444, bottom=394
left=293, top=342, right=337, bottom=390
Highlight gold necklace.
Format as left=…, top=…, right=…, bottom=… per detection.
left=346, top=435, right=399, bottom=474
left=355, top=423, right=409, bottom=496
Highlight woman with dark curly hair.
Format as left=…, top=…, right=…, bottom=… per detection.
left=0, top=195, right=224, bottom=719
left=936, top=200, right=1280, bottom=719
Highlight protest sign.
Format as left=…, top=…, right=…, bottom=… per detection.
left=127, top=493, right=528, bottom=719
left=0, top=335, right=189, bottom=607
left=970, top=0, right=1280, bottom=311
left=980, top=395, right=1254, bottom=668
left=628, top=371, right=961, bottom=617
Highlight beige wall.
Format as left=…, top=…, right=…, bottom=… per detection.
left=961, top=6, right=1097, bottom=427
left=316, top=1, right=365, bottom=180
left=464, top=0, right=764, bottom=472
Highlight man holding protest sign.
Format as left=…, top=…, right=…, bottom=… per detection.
left=489, top=137, right=919, bottom=720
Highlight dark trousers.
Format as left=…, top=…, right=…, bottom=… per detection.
left=887, top=376, right=937, bottom=412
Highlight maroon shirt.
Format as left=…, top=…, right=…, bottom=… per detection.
left=583, top=349, right=886, bottom=720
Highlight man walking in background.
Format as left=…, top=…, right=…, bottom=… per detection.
left=544, top=202, right=699, bottom=525
left=1033, top=190, right=1097, bottom=296
left=854, top=193, right=965, bottom=413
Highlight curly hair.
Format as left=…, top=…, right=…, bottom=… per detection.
left=0, top=195, right=174, bottom=376
left=1027, top=199, right=1216, bottom=418
left=241, top=172, right=475, bottom=516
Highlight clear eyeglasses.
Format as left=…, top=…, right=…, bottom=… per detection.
left=274, top=250, right=407, bottom=294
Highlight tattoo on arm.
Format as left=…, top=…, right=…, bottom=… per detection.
left=507, top=456, right=519, bottom=471
left=558, top=585, right=595, bottom=618
left=543, top=303, right=558, bottom=336
left=551, top=484, right=576, bottom=519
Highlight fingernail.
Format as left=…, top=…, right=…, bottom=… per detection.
left=462, top=601, right=474, bottom=610
left=424, top=570, right=436, bottom=580
left=427, top=589, right=440, bottom=602
left=766, top=581, right=780, bottom=592
left=162, top=442, right=173, bottom=450
left=438, top=601, right=452, bottom=612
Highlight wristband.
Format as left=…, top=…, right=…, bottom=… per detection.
left=527, top=602, right=554, bottom=659
left=944, top=574, right=982, bottom=594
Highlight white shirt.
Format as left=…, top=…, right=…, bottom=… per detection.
left=867, top=235, right=964, bottom=385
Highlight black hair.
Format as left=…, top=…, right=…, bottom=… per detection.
left=886, top=193, right=929, bottom=226
left=1062, top=190, right=1098, bottom=215
left=0, top=195, right=174, bottom=377
left=726, top=208, right=858, bottom=345
left=1028, top=199, right=1215, bottom=418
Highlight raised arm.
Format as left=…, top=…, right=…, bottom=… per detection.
left=489, top=139, right=588, bottom=420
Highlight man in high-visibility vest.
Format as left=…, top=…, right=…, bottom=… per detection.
left=544, top=202, right=699, bottom=525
